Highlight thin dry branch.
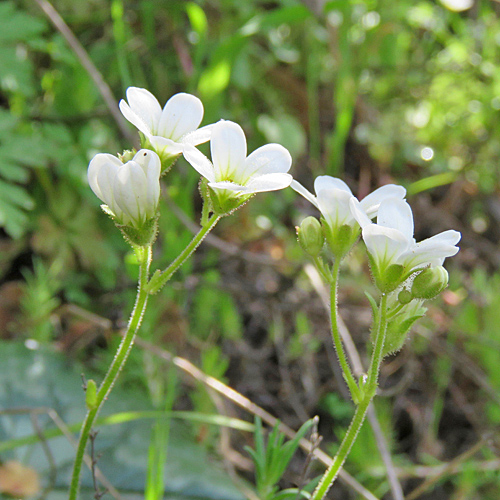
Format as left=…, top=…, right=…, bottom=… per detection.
left=134, top=336, right=381, bottom=500
left=405, top=437, right=489, bottom=500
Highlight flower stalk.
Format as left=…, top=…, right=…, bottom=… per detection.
left=329, top=258, right=360, bottom=403
left=146, top=213, right=221, bottom=295
left=68, top=245, right=152, bottom=500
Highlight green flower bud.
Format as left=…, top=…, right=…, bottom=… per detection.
left=411, top=266, right=449, bottom=299
left=85, top=379, right=98, bottom=410
left=398, top=288, right=413, bottom=305
left=297, top=217, right=324, bottom=257
left=118, top=149, right=137, bottom=163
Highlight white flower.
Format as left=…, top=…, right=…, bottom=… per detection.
left=291, top=176, right=406, bottom=229
left=439, top=0, right=473, bottom=12
left=88, top=149, right=161, bottom=227
left=183, top=120, right=292, bottom=210
left=350, top=197, right=461, bottom=273
left=119, top=87, right=212, bottom=161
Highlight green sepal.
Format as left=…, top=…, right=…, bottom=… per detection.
left=209, top=186, right=251, bottom=216
left=118, top=149, right=137, bottom=163
left=118, top=215, right=159, bottom=247
left=85, top=379, right=98, bottom=410
left=323, top=221, right=359, bottom=260
left=373, top=262, right=405, bottom=293
left=100, top=205, right=159, bottom=247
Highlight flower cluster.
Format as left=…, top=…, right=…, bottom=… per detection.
left=88, top=88, right=293, bottom=245
left=293, top=173, right=461, bottom=353
left=87, top=87, right=461, bottom=318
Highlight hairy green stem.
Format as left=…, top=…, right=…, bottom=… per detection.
left=329, top=258, right=359, bottom=402
left=312, top=293, right=389, bottom=500
left=69, top=245, right=152, bottom=500
left=146, top=214, right=220, bottom=294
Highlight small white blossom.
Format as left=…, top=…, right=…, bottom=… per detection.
left=350, top=197, right=461, bottom=273
left=291, top=176, right=406, bottom=229
left=119, top=87, right=212, bottom=161
left=183, top=120, right=292, bottom=208
left=88, top=149, right=161, bottom=227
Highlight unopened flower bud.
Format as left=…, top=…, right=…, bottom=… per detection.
left=118, top=149, right=136, bottom=163
left=411, top=266, right=449, bottom=299
left=297, top=217, right=324, bottom=257
left=398, top=288, right=413, bottom=305
left=85, top=379, right=98, bottom=410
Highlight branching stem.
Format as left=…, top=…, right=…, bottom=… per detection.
left=311, top=293, right=389, bottom=500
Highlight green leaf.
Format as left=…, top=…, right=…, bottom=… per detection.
left=185, top=2, right=208, bottom=36
left=0, top=2, right=46, bottom=44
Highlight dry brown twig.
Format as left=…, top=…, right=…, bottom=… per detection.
left=32, top=0, right=138, bottom=147
left=405, top=436, right=490, bottom=500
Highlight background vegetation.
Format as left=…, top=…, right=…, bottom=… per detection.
left=1, top=0, right=499, bottom=499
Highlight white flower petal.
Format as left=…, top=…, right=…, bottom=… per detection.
left=210, top=121, right=247, bottom=181
left=314, top=176, right=353, bottom=196
left=317, top=188, right=354, bottom=227
left=243, top=173, right=293, bottom=193
left=349, top=197, right=371, bottom=228
left=377, top=198, right=414, bottom=242
left=362, top=224, right=410, bottom=266
left=183, top=145, right=216, bottom=182
left=208, top=180, right=246, bottom=193
left=291, top=180, right=319, bottom=209
left=119, top=100, right=151, bottom=137
left=181, top=123, right=216, bottom=146
left=401, top=230, right=461, bottom=268
left=121, top=87, right=162, bottom=135
left=148, top=135, right=185, bottom=156
left=359, top=184, right=406, bottom=218
left=88, top=153, right=122, bottom=202
left=242, top=144, right=292, bottom=180
left=209, top=173, right=292, bottom=195
left=133, top=149, right=161, bottom=215
left=113, top=162, right=148, bottom=225
left=157, top=93, right=204, bottom=141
